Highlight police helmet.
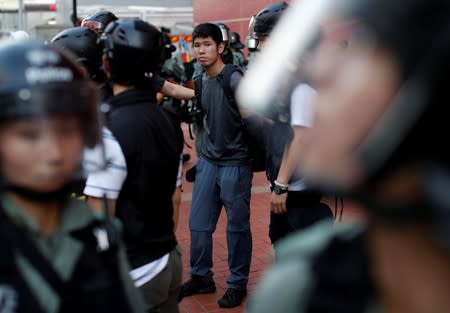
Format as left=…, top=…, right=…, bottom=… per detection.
left=251, top=2, right=288, bottom=39
left=212, top=23, right=234, bottom=63
left=0, top=41, right=101, bottom=148
left=101, top=19, right=163, bottom=87
left=230, top=32, right=245, bottom=49
left=51, top=27, right=105, bottom=83
left=81, top=10, right=118, bottom=34
left=215, top=22, right=231, bottom=44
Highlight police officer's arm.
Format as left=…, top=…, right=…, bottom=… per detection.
left=160, top=80, right=195, bottom=100
left=84, top=128, right=127, bottom=216
left=272, top=84, right=316, bottom=214
left=271, top=125, right=308, bottom=214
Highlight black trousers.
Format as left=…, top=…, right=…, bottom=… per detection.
left=269, top=190, right=333, bottom=244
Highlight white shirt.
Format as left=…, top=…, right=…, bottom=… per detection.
left=129, top=254, right=169, bottom=287
left=287, top=83, right=316, bottom=191
left=83, top=127, right=127, bottom=199
left=290, top=84, right=316, bottom=128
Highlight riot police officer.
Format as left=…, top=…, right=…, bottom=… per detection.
left=229, top=31, right=247, bottom=71
left=100, top=19, right=184, bottom=313
left=240, top=0, right=450, bottom=312
left=50, top=27, right=128, bottom=214
left=0, top=41, right=145, bottom=313
left=248, top=1, right=332, bottom=244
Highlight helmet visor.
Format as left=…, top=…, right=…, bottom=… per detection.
left=0, top=81, right=106, bottom=176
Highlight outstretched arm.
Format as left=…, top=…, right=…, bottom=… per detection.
left=161, top=80, right=195, bottom=100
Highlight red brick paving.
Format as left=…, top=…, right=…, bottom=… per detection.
left=176, top=125, right=365, bottom=313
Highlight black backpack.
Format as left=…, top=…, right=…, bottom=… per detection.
left=194, top=64, right=266, bottom=172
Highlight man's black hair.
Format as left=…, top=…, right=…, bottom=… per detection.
left=192, top=23, right=223, bottom=46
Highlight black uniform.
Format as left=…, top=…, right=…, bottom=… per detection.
left=107, top=88, right=183, bottom=268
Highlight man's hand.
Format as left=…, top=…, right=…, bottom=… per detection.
left=270, top=192, right=288, bottom=214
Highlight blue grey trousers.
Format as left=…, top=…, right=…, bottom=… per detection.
left=189, top=157, right=253, bottom=290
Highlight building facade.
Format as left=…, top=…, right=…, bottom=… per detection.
left=192, top=0, right=353, bottom=52
left=193, top=0, right=284, bottom=43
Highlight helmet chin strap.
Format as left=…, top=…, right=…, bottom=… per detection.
left=3, top=183, right=73, bottom=203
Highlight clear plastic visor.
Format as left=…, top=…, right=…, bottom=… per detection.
left=0, top=81, right=107, bottom=178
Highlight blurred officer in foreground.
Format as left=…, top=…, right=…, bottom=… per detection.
left=239, top=0, right=450, bottom=312
left=0, top=41, right=145, bottom=313
left=100, top=19, right=183, bottom=312
left=247, top=1, right=333, bottom=245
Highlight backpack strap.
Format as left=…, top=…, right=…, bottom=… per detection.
left=217, top=64, right=243, bottom=110
left=188, top=75, right=204, bottom=139
left=194, top=74, right=203, bottom=109
left=194, top=64, right=243, bottom=110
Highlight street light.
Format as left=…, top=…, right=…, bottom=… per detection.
left=18, top=0, right=24, bottom=29
left=71, top=0, right=76, bottom=26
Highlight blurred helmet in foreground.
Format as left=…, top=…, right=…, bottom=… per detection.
left=0, top=41, right=101, bottom=148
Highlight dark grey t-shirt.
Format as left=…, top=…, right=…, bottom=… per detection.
left=200, top=68, right=250, bottom=166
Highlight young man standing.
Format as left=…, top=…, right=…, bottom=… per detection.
left=179, top=23, right=253, bottom=308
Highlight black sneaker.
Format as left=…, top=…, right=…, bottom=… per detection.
left=178, top=276, right=216, bottom=301
left=217, top=288, right=247, bottom=308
